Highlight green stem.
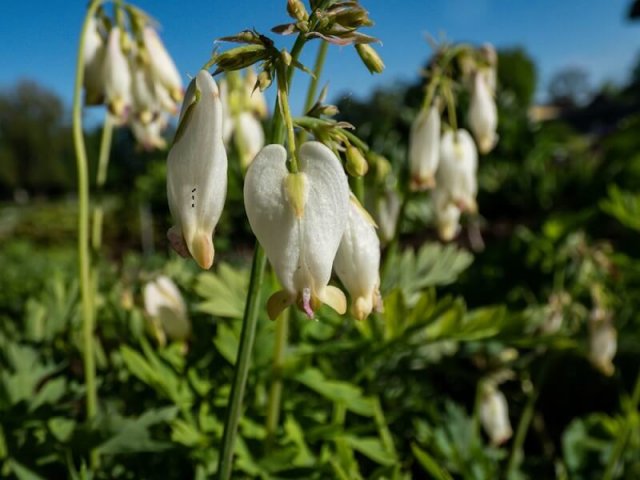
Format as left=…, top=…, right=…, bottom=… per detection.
left=72, top=0, right=103, bottom=469
left=91, top=113, right=114, bottom=251
left=265, top=308, right=289, bottom=448
left=602, top=370, right=640, bottom=480
left=303, top=40, right=328, bottom=113
left=217, top=246, right=267, bottom=480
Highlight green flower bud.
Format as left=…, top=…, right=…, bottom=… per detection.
left=345, top=146, right=369, bottom=177
left=355, top=44, right=385, bottom=74
left=287, top=0, right=309, bottom=21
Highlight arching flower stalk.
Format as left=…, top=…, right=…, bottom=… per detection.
left=334, top=194, right=383, bottom=320
left=167, top=70, right=228, bottom=270
left=244, top=142, right=349, bottom=320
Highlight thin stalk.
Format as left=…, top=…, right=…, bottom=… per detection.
left=303, top=40, right=328, bottom=113
left=91, top=113, right=114, bottom=251
left=217, top=247, right=267, bottom=480
left=602, top=370, right=640, bottom=480
left=265, top=308, right=289, bottom=448
left=277, top=79, right=298, bottom=170
left=72, top=0, right=103, bottom=469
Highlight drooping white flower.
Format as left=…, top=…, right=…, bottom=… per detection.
left=432, top=187, right=461, bottom=241
left=376, top=189, right=401, bottom=244
left=334, top=195, right=382, bottom=320
left=479, top=43, right=498, bottom=95
left=409, top=102, right=441, bottom=191
left=143, top=275, right=191, bottom=344
left=131, top=113, right=168, bottom=151
left=244, top=141, right=349, bottom=320
left=588, top=309, right=617, bottom=376
left=83, top=16, right=105, bottom=106
left=235, top=111, right=265, bottom=170
left=480, top=386, right=513, bottom=446
left=103, top=27, right=132, bottom=122
left=468, top=71, right=498, bottom=154
left=142, top=26, right=183, bottom=102
left=436, top=129, right=478, bottom=213
left=166, top=70, right=227, bottom=270
left=131, top=65, right=159, bottom=124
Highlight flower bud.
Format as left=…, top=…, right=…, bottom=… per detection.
left=104, top=27, right=132, bottom=122
left=287, top=0, right=309, bottom=21
left=345, top=146, right=369, bottom=177
left=376, top=189, right=400, bottom=244
left=235, top=111, right=265, bottom=170
left=83, top=16, right=105, bottom=106
left=334, top=195, right=382, bottom=320
left=432, top=188, right=461, bottom=241
left=409, top=102, right=441, bottom=191
left=166, top=70, right=228, bottom=269
left=468, top=71, right=498, bottom=154
left=355, top=44, right=385, bottom=74
left=244, top=142, right=349, bottom=320
left=142, top=26, right=183, bottom=102
left=479, top=386, right=513, bottom=446
left=144, top=275, right=191, bottom=345
left=588, top=311, right=617, bottom=376
left=244, top=68, right=268, bottom=118
left=215, top=44, right=268, bottom=73
left=257, top=70, right=273, bottom=91
left=436, top=129, right=478, bottom=213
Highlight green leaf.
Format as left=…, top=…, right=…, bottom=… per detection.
left=195, top=263, right=249, bottom=318
left=601, top=184, right=640, bottom=231
left=411, top=443, right=453, bottom=480
left=342, top=436, right=396, bottom=466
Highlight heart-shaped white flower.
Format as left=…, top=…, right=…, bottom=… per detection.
left=166, top=70, right=227, bottom=270
left=468, top=70, right=498, bottom=154
left=436, top=128, right=478, bottom=213
left=144, top=275, right=191, bottom=344
left=334, top=195, right=382, bottom=320
left=409, top=102, right=441, bottom=191
left=103, top=27, right=132, bottom=122
left=244, top=141, right=349, bottom=319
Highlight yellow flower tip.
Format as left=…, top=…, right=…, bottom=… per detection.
left=410, top=174, right=436, bottom=192
left=284, top=173, right=308, bottom=219
left=438, top=223, right=458, bottom=242
left=191, top=232, right=214, bottom=270
left=352, top=296, right=373, bottom=321
left=267, top=290, right=294, bottom=320
left=170, top=86, right=184, bottom=103
left=318, top=286, right=347, bottom=315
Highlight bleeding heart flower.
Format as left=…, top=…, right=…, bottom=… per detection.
left=143, top=275, right=191, bottom=345
left=166, top=70, right=227, bottom=270
left=104, top=27, right=132, bottom=122
left=244, top=141, right=349, bottom=320
left=142, top=26, right=183, bottom=103
left=235, top=111, right=265, bottom=170
left=432, top=187, right=461, bottom=241
left=436, top=129, right=478, bottom=213
left=83, top=16, right=105, bottom=106
left=409, top=101, right=441, bottom=191
left=468, top=70, right=498, bottom=154
left=480, top=385, right=513, bottom=446
left=334, top=195, right=382, bottom=320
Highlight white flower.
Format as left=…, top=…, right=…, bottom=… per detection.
left=104, top=27, right=132, bottom=122
left=479, top=43, right=498, bottom=94
left=131, top=114, right=167, bottom=151
left=376, top=189, right=401, bottom=244
left=480, top=386, right=513, bottom=446
left=409, top=102, right=440, bottom=191
left=334, top=195, right=382, bottom=320
left=130, top=65, right=159, bottom=124
left=244, top=141, right=349, bottom=319
left=436, top=129, right=478, bottom=213
left=588, top=310, right=617, bottom=376
left=166, top=70, right=227, bottom=270
left=144, top=275, right=191, bottom=344
left=83, top=16, right=105, bottom=106
left=218, top=79, right=234, bottom=145
left=142, top=26, right=183, bottom=102
left=432, top=187, right=461, bottom=241
left=468, top=71, right=498, bottom=154
left=235, top=111, right=265, bottom=170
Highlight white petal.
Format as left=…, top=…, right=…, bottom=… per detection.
left=144, top=276, right=190, bottom=341
left=409, top=104, right=440, bottom=190
left=235, top=112, right=264, bottom=169
left=468, top=72, right=498, bottom=154
left=104, top=27, right=132, bottom=121
left=437, top=129, right=478, bottom=213
left=167, top=70, right=227, bottom=269
left=143, top=27, right=182, bottom=99
left=334, top=196, right=381, bottom=320
left=480, top=388, right=513, bottom=445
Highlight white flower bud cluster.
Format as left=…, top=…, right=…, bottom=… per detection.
left=406, top=43, right=499, bottom=241
left=83, top=13, right=183, bottom=150
left=219, top=68, right=267, bottom=170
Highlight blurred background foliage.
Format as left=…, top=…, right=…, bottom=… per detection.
left=1, top=40, right=640, bottom=478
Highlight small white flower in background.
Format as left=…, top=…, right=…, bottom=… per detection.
left=468, top=70, right=498, bottom=154
left=588, top=308, right=617, bottom=376
left=244, top=141, right=349, bottom=320
left=131, top=113, right=168, bottom=151
left=142, top=26, right=183, bottom=103
left=235, top=111, right=265, bottom=170
left=143, top=275, right=191, bottom=345
left=480, top=385, right=513, bottom=446
left=103, top=27, right=132, bottom=123
left=167, top=70, right=228, bottom=270
left=436, top=128, right=478, bottom=213
left=479, top=43, right=498, bottom=95
left=83, top=16, right=105, bottom=106
left=334, top=195, right=383, bottom=320
left=432, top=187, right=461, bottom=241
left=376, top=189, right=401, bottom=244
left=130, top=65, right=159, bottom=124
left=409, top=100, right=441, bottom=191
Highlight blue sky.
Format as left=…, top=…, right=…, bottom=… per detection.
left=0, top=0, right=638, bottom=118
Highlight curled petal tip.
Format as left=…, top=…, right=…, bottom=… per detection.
left=191, top=233, right=215, bottom=269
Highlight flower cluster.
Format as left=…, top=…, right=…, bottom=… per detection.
left=83, top=6, right=183, bottom=149
left=408, top=43, right=498, bottom=240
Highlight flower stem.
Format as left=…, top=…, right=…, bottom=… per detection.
left=303, top=40, right=328, bottom=113
left=602, top=370, right=640, bottom=480
left=72, top=0, right=103, bottom=469
left=265, top=307, right=289, bottom=448
left=91, top=113, right=114, bottom=251
left=217, top=246, right=267, bottom=480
